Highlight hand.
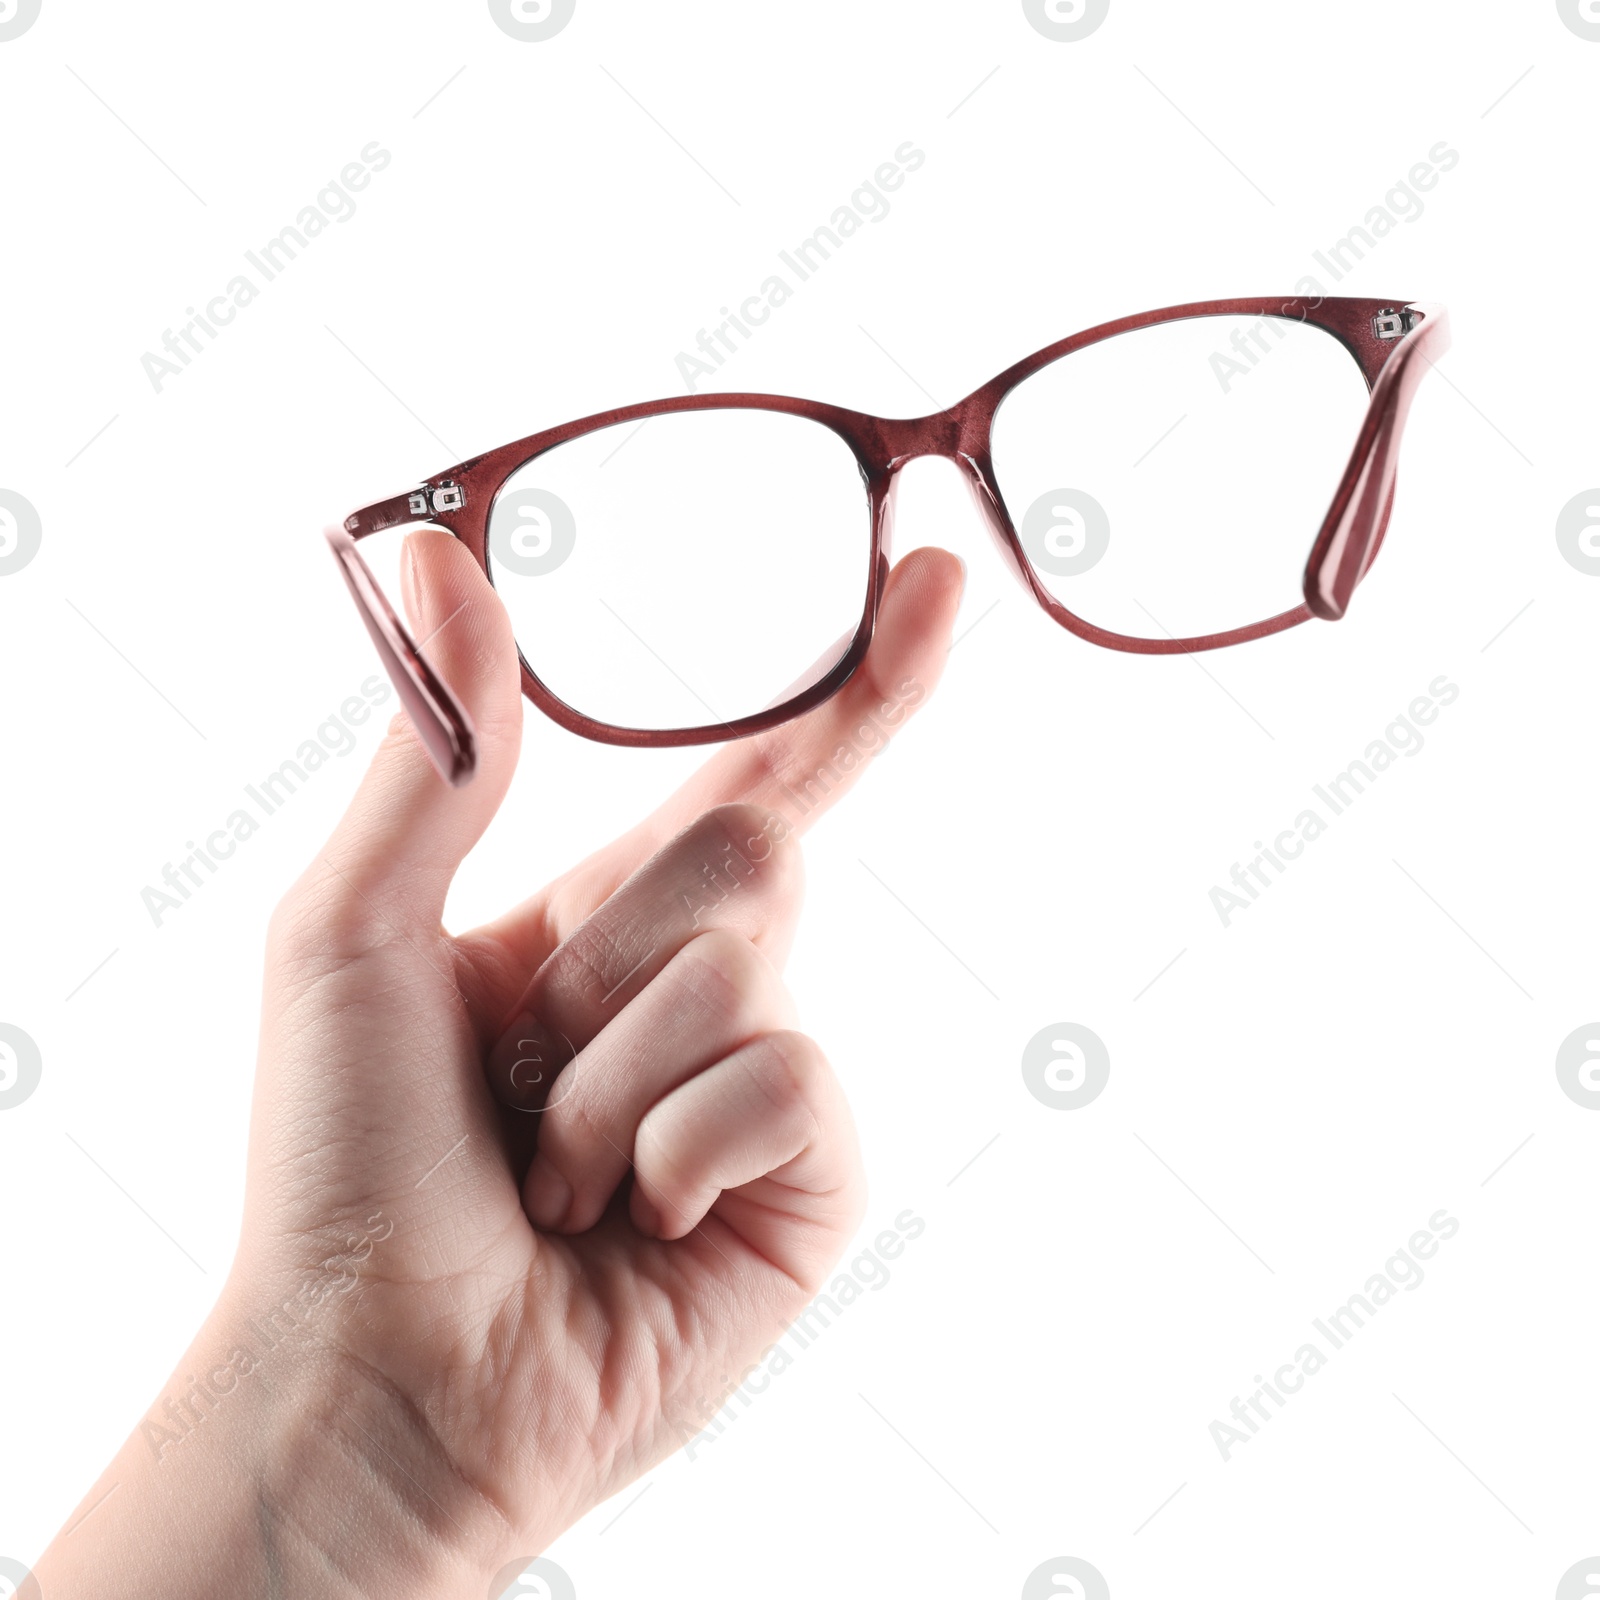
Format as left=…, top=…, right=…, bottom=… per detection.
left=32, top=529, right=963, bottom=1599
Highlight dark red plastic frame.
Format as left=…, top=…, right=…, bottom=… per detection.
left=327, top=295, right=1448, bottom=785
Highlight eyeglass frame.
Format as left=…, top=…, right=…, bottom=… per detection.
left=326, top=293, right=1449, bottom=786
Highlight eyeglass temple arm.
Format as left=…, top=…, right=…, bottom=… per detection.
left=1303, top=301, right=1450, bottom=622
left=342, top=477, right=467, bottom=536
left=324, top=492, right=477, bottom=786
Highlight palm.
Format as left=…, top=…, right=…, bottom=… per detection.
left=254, top=865, right=825, bottom=1536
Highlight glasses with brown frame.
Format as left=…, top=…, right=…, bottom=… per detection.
left=327, top=295, right=1449, bottom=786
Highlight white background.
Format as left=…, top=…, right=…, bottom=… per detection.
left=2, top=2, right=1597, bottom=1596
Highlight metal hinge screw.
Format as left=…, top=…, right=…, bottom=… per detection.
left=408, top=479, right=466, bottom=516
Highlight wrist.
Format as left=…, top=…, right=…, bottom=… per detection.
left=36, top=1280, right=521, bottom=1600
left=210, top=1276, right=521, bottom=1597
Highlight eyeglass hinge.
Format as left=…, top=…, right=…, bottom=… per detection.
left=408, top=479, right=466, bottom=517
left=1372, top=308, right=1414, bottom=341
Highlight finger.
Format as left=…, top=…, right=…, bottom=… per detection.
left=484, top=802, right=803, bottom=1108
left=285, top=528, right=522, bottom=942
left=646, top=546, right=963, bottom=844
left=468, top=545, right=964, bottom=992
left=630, top=1030, right=864, bottom=1289
left=521, top=928, right=795, bottom=1232
left=623, top=544, right=961, bottom=842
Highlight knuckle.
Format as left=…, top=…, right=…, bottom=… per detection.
left=633, top=1101, right=703, bottom=1195
left=265, top=885, right=311, bottom=953
left=680, top=802, right=802, bottom=905
left=370, top=709, right=428, bottom=774
left=752, top=1029, right=830, bottom=1110
left=631, top=1097, right=673, bottom=1161
left=533, top=1061, right=620, bottom=1176
left=764, top=1027, right=829, bottom=1085
left=267, top=866, right=389, bottom=968
left=671, top=928, right=782, bottom=1030
left=696, top=799, right=773, bottom=844
left=550, top=914, right=636, bottom=1013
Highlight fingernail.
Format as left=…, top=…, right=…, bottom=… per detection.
left=525, top=1157, right=572, bottom=1231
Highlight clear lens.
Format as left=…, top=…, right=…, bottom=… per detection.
left=990, top=314, right=1372, bottom=641
left=487, top=408, right=870, bottom=732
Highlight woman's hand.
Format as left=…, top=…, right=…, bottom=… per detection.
left=31, top=529, right=963, bottom=1599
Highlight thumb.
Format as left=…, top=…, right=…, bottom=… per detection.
left=308, top=526, right=523, bottom=934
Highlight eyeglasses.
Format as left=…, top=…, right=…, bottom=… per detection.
left=326, top=295, right=1448, bottom=785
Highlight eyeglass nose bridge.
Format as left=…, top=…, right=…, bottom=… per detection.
left=872, top=403, right=1039, bottom=600
left=874, top=407, right=965, bottom=465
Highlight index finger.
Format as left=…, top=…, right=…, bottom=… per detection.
left=538, top=546, right=964, bottom=934
left=462, top=545, right=963, bottom=1058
